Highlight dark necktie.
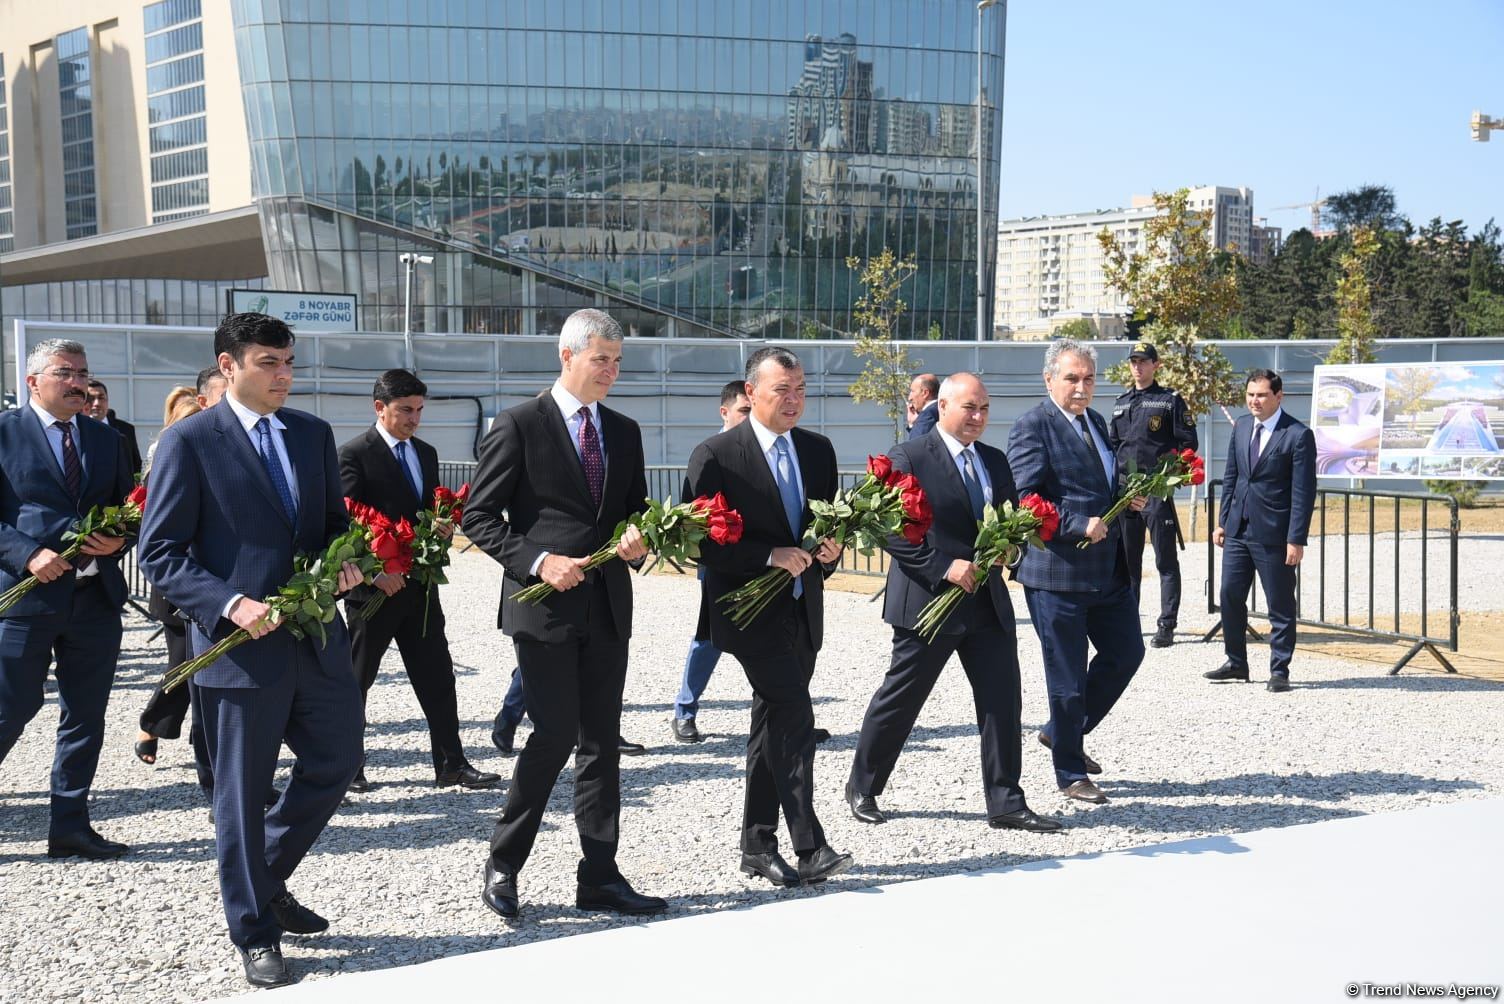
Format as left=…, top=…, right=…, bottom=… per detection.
left=394, top=439, right=423, bottom=501
left=54, top=421, right=82, bottom=501
left=255, top=417, right=298, bottom=523
left=1249, top=421, right=1264, bottom=470
left=773, top=436, right=803, bottom=598
left=961, top=448, right=986, bottom=521
left=55, top=421, right=92, bottom=571
left=578, top=407, right=604, bottom=508
left=1076, top=414, right=1108, bottom=482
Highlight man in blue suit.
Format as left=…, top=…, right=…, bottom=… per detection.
left=0, top=339, right=134, bottom=860
left=906, top=373, right=940, bottom=440
left=1205, top=369, right=1317, bottom=693
left=139, top=313, right=365, bottom=989
left=1008, top=339, right=1145, bottom=807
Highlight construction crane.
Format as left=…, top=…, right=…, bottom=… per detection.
left=1472, top=110, right=1503, bottom=142
left=1268, top=190, right=1327, bottom=233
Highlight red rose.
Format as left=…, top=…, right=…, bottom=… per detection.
left=434, top=486, right=456, bottom=506
left=867, top=454, right=894, bottom=483
left=1019, top=493, right=1061, bottom=541
left=1190, top=467, right=1206, bottom=486
left=900, top=486, right=928, bottom=521
left=455, top=483, right=470, bottom=503
left=902, top=516, right=929, bottom=545
left=127, top=484, right=148, bottom=509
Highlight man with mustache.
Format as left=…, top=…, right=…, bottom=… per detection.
left=0, top=339, right=135, bottom=859
left=1008, top=339, right=1145, bottom=807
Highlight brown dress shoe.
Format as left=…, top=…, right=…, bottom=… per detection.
left=1060, top=779, right=1109, bottom=804
left=1037, top=731, right=1102, bottom=775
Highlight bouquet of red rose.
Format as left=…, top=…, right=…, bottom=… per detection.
left=512, top=492, right=744, bottom=605
left=404, top=483, right=469, bottom=634
left=0, top=483, right=147, bottom=615
left=345, top=498, right=416, bottom=620
left=1078, top=448, right=1206, bottom=549
left=718, top=455, right=933, bottom=629
left=161, top=517, right=387, bottom=693
left=914, top=493, right=1059, bottom=641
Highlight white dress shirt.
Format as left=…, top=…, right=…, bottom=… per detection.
left=374, top=423, right=423, bottom=494
left=1249, top=408, right=1283, bottom=465
left=746, top=415, right=805, bottom=501
left=936, top=427, right=993, bottom=507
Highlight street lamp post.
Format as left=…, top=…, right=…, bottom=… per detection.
left=399, top=252, right=434, bottom=370
left=976, top=0, right=999, bottom=342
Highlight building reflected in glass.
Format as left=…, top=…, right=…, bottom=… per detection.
left=232, top=0, right=1005, bottom=338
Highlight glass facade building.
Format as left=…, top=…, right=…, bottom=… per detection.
left=145, top=0, right=211, bottom=222
left=0, top=52, right=12, bottom=253
left=57, top=27, right=98, bottom=240
left=230, top=0, right=1005, bottom=338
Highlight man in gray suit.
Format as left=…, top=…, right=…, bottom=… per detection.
left=1007, top=339, right=1145, bottom=807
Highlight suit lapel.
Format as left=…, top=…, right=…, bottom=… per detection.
left=77, top=417, right=107, bottom=502
left=416, top=437, right=440, bottom=501
left=1250, top=414, right=1286, bottom=475
left=281, top=411, right=322, bottom=538
left=923, top=430, right=971, bottom=508
left=213, top=402, right=293, bottom=529
left=22, top=407, right=71, bottom=496
left=368, top=427, right=422, bottom=505
left=740, top=422, right=792, bottom=541
left=1048, top=404, right=1109, bottom=492
left=538, top=396, right=594, bottom=508
left=598, top=405, right=625, bottom=517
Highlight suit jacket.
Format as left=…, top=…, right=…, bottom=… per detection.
left=882, top=431, right=1016, bottom=635
left=463, top=394, right=647, bottom=644
left=908, top=402, right=939, bottom=441
left=1007, top=400, right=1123, bottom=593
left=107, top=411, right=144, bottom=476
left=684, top=421, right=838, bottom=657
left=0, top=408, right=133, bottom=616
left=339, top=427, right=441, bottom=607
left=137, top=399, right=353, bottom=688
left=1219, top=411, right=1317, bottom=547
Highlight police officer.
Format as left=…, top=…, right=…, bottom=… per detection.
left=1109, top=341, right=1198, bottom=648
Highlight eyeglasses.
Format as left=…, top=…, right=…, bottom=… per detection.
left=44, top=368, right=92, bottom=381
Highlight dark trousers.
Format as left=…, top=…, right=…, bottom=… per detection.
left=488, top=580, right=627, bottom=885
left=0, top=581, right=122, bottom=837
left=849, top=593, right=1025, bottom=817
left=734, top=600, right=824, bottom=856
left=198, top=642, right=363, bottom=949
left=1023, top=573, right=1144, bottom=788
left=349, top=582, right=464, bottom=774
left=493, top=667, right=528, bottom=735
left=1122, top=497, right=1182, bottom=629
left=1220, top=535, right=1298, bottom=676
left=138, top=612, right=213, bottom=791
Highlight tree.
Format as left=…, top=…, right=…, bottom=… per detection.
left=1321, top=184, right=1405, bottom=234
left=1326, top=226, right=1380, bottom=364
left=846, top=249, right=920, bottom=443
left=1387, top=367, right=1441, bottom=428
left=1054, top=317, right=1097, bottom=340
left=1097, top=189, right=1243, bottom=421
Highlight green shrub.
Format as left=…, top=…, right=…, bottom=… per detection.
left=1424, top=479, right=1485, bottom=508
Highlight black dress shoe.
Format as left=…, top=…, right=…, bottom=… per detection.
left=739, top=851, right=800, bottom=887
left=989, top=807, right=1064, bottom=832
left=671, top=717, right=702, bottom=743
left=617, top=736, right=647, bottom=756
left=347, top=769, right=372, bottom=793
left=482, top=861, right=519, bottom=919
left=492, top=723, right=516, bottom=755
left=797, top=845, right=853, bottom=884
left=1060, top=779, right=1109, bottom=804
left=1204, top=661, right=1250, bottom=682
left=436, top=764, right=502, bottom=789
left=268, top=890, right=328, bottom=934
left=239, top=944, right=291, bottom=988
left=47, top=828, right=128, bottom=860
left=845, top=782, right=886, bottom=824
left=576, top=878, right=668, bottom=915
left=1036, top=731, right=1102, bottom=775
left=1151, top=625, right=1175, bottom=648
left=1266, top=672, right=1292, bottom=693
left=812, top=727, right=832, bottom=744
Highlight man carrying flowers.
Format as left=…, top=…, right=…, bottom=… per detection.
left=846, top=374, right=1063, bottom=834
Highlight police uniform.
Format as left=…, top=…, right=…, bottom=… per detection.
left=1108, top=343, right=1198, bottom=643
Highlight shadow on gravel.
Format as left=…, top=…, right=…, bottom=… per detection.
left=1102, top=770, right=1481, bottom=801
left=1294, top=676, right=1504, bottom=692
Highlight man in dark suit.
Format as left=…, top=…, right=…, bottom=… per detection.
left=139, top=313, right=366, bottom=988
left=196, top=366, right=228, bottom=410
left=0, top=339, right=134, bottom=860
left=1008, top=339, right=1145, bottom=807
left=465, top=308, right=665, bottom=921
left=83, top=379, right=143, bottom=476
left=1206, top=369, right=1317, bottom=693
left=340, top=369, right=499, bottom=792
left=685, top=346, right=851, bottom=888
left=848, top=373, right=1062, bottom=833
left=906, top=372, right=940, bottom=440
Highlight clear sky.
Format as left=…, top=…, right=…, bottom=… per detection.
left=997, top=0, right=1503, bottom=237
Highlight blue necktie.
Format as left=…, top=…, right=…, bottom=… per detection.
left=961, top=448, right=986, bottom=521
left=255, top=417, right=298, bottom=523
left=773, top=436, right=804, bottom=599
left=394, top=439, right=422, bottom=501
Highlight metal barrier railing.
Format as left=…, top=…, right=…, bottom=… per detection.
left=1202, top=479, right=1460, bottom=675
left=436, top=460, right=891, bottom=581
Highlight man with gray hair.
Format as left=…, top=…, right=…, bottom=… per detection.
left=465, top=308, right=666, bottom=920
left=0, top=339, right=135, bottom=859
left=1007, top=339, right=1145, bottom=807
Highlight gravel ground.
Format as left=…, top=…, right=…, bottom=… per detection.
left=3, top=547, right=1503, bottom=1003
